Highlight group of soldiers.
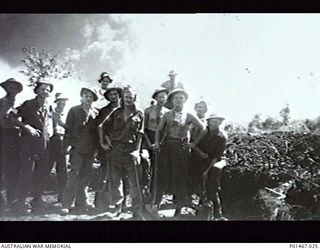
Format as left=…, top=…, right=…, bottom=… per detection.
left=0, top=70, right=228, bottom=220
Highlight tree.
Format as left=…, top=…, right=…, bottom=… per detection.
left=19, top=47, right=74, bottom=87
left=248, top=114, right=263, bottom=133
left=262, top=117, right=282, bottom=131
left=279, top=104, right=291, bottom=126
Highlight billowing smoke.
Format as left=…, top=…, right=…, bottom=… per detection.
left=0, top=14, right=139, bottom=108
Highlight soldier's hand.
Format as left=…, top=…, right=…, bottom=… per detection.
left=202, top=170, right=209, bottom=180
left=131, top=150, right=141, bottom=165
left=152, top=143, right=160, bottom=152
left=63, top=146, right=72, bottom=155
left=200, top=152, right=209, bottom=160
left=182, top=142, right=194, bottom=151
left=151, top=143, right=160, bottom=152
left=25, top=125, right=41, bottom=137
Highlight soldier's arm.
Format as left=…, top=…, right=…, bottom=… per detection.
left=203, top=137, right=227, bottom=177
left=154, top=112, right=167, bottom=147
left=10, top=102, right=41, bottom=136
left=63, top=108, right=75, bottom=150
left=135, top=112, right=144, bottom=152
left=189, top=114, right=206, bottom=147
left=56, top=114, right=67, bottom=128
left=98, top=110, right=115, bottom=151
left=143, top=108, right=153, bottom=148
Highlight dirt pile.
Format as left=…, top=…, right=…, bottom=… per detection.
left=221, top=131, right=320, bottom=220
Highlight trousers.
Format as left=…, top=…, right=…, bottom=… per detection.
left=160, top=138, right=189, bottom=205
left=62, top=149, right=94, bottom=208
left=15, top=145, right=49, bottom=206
left=0, top=128, right=21, bottom=205
left=109, top=142, right=143, bottom=210
left=48, top=134, right=67, bottom=198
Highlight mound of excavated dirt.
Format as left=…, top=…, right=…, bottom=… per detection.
left=221, top=131, right=320, bottom=220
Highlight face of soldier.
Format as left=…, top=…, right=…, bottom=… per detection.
left=36, top=84, right=51, bottom=99
left=155, top=92, right=167, bottom=106
left=172, top=93, right=186, bottom=109
left=5, top=84, right=20, bottom=96
left=169, top=74, right=177, bottom=82
left=208, top=119, right=222, bottom=131
left=123, top=91, right=135, bottom=107
left=195, top=103, right=207, bottom=118
left=56, top=100, right=67, bottom=110
left=107, top=89, right=120, bottom=103
left=81, top=91, right=95, bottom=106
left=100, top=78, right=112, bottom=90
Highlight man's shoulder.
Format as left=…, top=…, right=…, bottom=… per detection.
left=18, top=98, right=37, bottom=109
left=165, top=109, right=174, bottom=115
left=162, top=107, right=170, bottom=113
left=135, top=108, right=144, bottom=117
left=71, top=104, right=82, bottom=110
left=163, top=110, right=174, bottom=119
left=68, top=104, right=82, bottom=113
left=99, top=104, right=114, bottom=115
left=144, top=105, right=156, bottom=113
left=107, top=106, right=123, bottom=117
left=218, top=131, right=227, bottom=141
left=161, top=80, right=170, bottom=88
left=186, top=112, right=198, bottom=120
left=177, top=81, right=184, bottom=88
left=210, top=131, right=227, bottom=142
left=0, top=97, right=7, bottom=104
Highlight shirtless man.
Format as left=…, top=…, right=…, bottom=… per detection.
left=154, top=89, right=206, bottom=209
left=143, top=88, right=169, bottom=203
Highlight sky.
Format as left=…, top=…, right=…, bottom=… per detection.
left=1, top=14, right=320, bottom=126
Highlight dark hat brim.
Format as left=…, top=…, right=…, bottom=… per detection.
left=0, top=79, right=23, bottom=93
left=103, top=87, right=123, bottom=101
left=80, top=87, right=98, bottom=102
left=152, top=88, right=169, bottom=100
left=98, top=76, right=113, bottom=83
left=33, top=81, right=54, bottom=94
left=206, top=116, right=225, bottom=122
left=54, top=97, right=69, bottom=103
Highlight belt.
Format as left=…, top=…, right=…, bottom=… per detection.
left=166, top=137, right=184, bottom=142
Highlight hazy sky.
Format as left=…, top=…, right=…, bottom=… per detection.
left=1, top=14, right=320, bottom=125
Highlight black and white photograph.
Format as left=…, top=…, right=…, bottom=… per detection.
left=1, top=13, right=320, bottom=222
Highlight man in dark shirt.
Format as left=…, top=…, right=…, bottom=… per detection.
left=12, top=80, right=54, bottom=212
left=99, top=85, right=144, bottom=216
left=61, top=87, right=99, bottom=213
left=0, top=78, right=23, bottom=211
left=195, top=114, right=228, bottom=220
left=189, top=100, right=208, bottom=197
left=94, top=84, right=122, bottom=210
